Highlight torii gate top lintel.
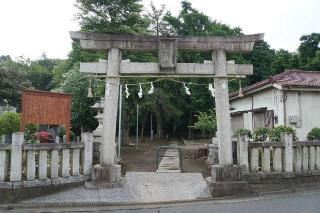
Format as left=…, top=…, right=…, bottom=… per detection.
left=70, top=31, right=264, bottom=77
left=70, top=31, right=264, bottom=53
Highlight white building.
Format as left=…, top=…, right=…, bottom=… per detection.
left=229, top=70, right=320, bottom=140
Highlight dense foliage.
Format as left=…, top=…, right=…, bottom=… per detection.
left=0, top=112, right=20, bottom=135
left=268, top=125, right=296, bottom=142
left=24, top=123, right=38, bottom=142
left=235, top=128, right=252, bottom=139
left=191, top=110, right=217, bottom=137
left=307, top=128, right=320, bottom=141
left=253, top=127, right=271, bottom=142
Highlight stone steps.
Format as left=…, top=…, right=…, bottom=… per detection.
left=156, top=143, right=181, bottom=173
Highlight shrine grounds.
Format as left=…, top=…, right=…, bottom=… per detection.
left=119, top=138, right=211, bottom=177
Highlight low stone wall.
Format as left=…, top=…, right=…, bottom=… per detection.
left=208, top=134, right=320, bottom=197
left=238, top=134, right=320, bottom=174
left=0, top=132, right=93, bottom=190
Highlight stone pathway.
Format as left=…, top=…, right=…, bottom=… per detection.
left=156, top=143, right=181, bottom=173
left=20, top=172, right=211, bottom=204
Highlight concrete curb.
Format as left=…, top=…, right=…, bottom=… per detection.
left=2, top=188, right=320, bottom=212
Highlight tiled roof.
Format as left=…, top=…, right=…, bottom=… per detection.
left=230, top=70, right=320, bottom=98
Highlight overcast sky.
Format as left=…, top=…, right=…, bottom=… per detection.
left=0, top=0, right=319, bottom=60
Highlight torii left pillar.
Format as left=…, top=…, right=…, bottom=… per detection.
left=90, top=48, right=122, bottom=187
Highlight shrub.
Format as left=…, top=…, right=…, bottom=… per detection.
left=191, top=110, right=217, bottom=137
left=59, top=126, right=76, bottom=142
left=253, top=127, right=270, bottom=142
left=35, top=131, right=50, bottom=143
left=24, top=123, right=38, bottom=142
left=269, top=125, right=296, bottom=142
left=235, top=128, right=252, bottom=139
left=307, top=128, right=320, bottom=141
left=0, top=112, right=20, bottom=135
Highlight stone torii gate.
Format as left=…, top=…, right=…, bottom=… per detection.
left=70, top=32, right=263, bottom=186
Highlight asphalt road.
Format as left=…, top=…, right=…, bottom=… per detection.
left=3, top=190, right=320, bottom=213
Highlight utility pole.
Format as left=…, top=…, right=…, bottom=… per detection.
left=117, top=85, right=122, bottom=158
left=150, top=114, right=153, bottom=140
left=136, top=103, right=139, bottom=149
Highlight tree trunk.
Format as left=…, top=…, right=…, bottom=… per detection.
left=122, top=114, right=130, bottom=146
left=188, top=111, right=193, bottom=139
left=156, top=115, right=163, bottom=139
left=140, top=112, right=148, bottom=142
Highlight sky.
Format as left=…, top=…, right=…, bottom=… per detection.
left=0, top=0, right=319, bottom=60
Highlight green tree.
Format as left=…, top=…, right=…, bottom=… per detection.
left=164, top=0, right=242, bottom=138
left=304, top=51, right=320, bottom=70
left=75, top=0, right=149, bottom=34
left=191, top=110, right=216, bottom=137
left=271, top=49, right=300, bottom=74
left=298, top=33, right=320, bottom=65
left=0, top=112, right=20, bottom=135
left=246, top=41, right=275, bottom=84
left=27, top=62, right=53, bottom=91
left=0, top=55, right=11, bottom=63
left=59, top=65, right=98, bottom=135
left=0, top=60, right=31, bottom=108
left=146, top=2, right=173, bottom=36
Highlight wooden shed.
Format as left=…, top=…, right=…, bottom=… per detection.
left=20, top=89, right=72, bottom=143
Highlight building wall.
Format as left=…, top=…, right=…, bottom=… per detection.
left=230, top=87, right=320, bottom=140
left=230, top=88, right=284, bottom=131
left=285, top=90, right=320, bottom=140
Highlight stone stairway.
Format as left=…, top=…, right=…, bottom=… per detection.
left=156, top=143, right=181, bottom=173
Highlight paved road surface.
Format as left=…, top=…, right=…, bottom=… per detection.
left=4, top=190, right=320, bottom=212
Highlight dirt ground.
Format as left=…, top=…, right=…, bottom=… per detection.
left=120, top=138, right=211, bottom=178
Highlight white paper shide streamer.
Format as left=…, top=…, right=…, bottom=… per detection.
left=125, top=84, right=130, bottom=98
left=148, top=82, right=154, bottom=94
left=138, top=84, right=143, bottom=98
left=208, top=83, right=215, bottom=97
left=183, top=83, right=191, bottom=95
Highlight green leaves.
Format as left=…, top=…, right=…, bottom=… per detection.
left=298, top=33, right=320, bottom=65
left=191, top=110, right=216, bottom=136
left=0, top=112, right=20, bottom=135
left=307, top=128, right=320, bottom=141
left=59, top=65, right=98, bottom=134
left=0, top=60, right=31, bottom=108
left=253, top=127, right=270, bottom=142
left=268, top=125, right=296, bottom=142
left=75, top=0, right=148, bottom=34
left=235, top=128, right=252, bottom=139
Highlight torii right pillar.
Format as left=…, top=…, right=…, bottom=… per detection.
left=213, top=50, right=233, bottom=166
left=211, top=49, right=252, bottom=197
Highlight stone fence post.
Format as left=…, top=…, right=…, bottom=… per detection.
left=10, top=132, right=24, bottom=182
left=282, top=133, right=293, bottom=173
left=82, top=132, right=93, bottom=176
left=0, top=136, right=8, bottom=181
left=237, top=134, right=249, bottom=172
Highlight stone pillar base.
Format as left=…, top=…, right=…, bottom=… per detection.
left=206, top=177, right=249, bottom=197
left=208, top=165, right=249, bottom=197
left=212, top=165, right=241, bottom=181
left=85, top=164, right=124, bottom=188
